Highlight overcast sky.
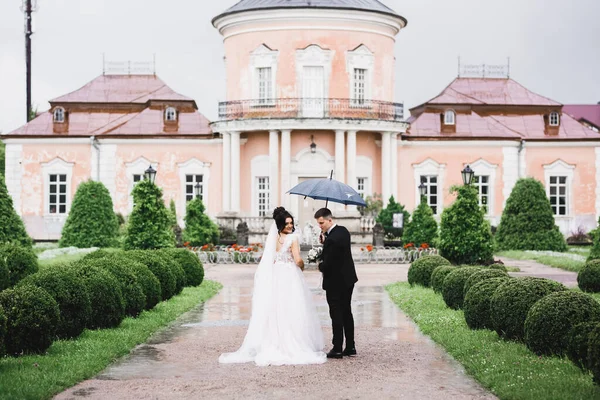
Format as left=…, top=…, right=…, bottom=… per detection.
left=1, top=0, right=599, bottom=133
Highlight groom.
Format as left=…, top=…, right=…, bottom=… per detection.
left=314, top=208, right=358, bottom=359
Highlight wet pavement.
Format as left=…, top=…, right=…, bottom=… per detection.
left=56, top=263, right=495, bottom=400
left=499, top=257, right=579, bottom=288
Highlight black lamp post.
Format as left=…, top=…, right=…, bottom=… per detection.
left=194, top=182, right=202, bottom=199
left=144, top=165, right=157, bottom=184
left=418, top=182, right=427, bottom=203
left=461, top=165, right=475, bottom=186
left=310, top=135, right=317, bottom=154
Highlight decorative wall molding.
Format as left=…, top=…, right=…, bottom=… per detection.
left=250, top=44, right=279, bottom=100
left=543, top=159, right=575, bottom=218
left=412, top=158, right=446, bottom=213
left=346, top=44, right=375, bottom=101
left=295, top=45, right=334, bottom=100
left=41, top=157, right=75, bottom=217
left=464, top=158, right=498, bottom=216
left=177, top=158, right=212, bottom=220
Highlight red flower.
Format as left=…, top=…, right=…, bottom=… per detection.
left=366, top=245, right=374, bottom=252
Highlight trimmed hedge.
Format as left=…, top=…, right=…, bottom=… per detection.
left=431, top=266, right=456, bottom=293
left=19, top=266, right=91, bottom=339
left=0, top=304, right=6, bottom=357
left=408, top=255, right=451, bottom=287
left=154, top=250, right=186, bottom=295
left=567, top=322, right=599, bottom=371
left=488, top=263, right=508, bottom=273
left=578, top=259, right=600, bottom=293
left=72, top=264, right=126, bottom=329
left=441, top=267, right=482, bottom=310
left=0, top=257, right=8, bottom=291
left=0, top=285, right=60, bottom=355
left=78, top=257, right=146, bottom=318
left=0, top=244, right=38, bottom=287
left=81, top=249, right=122, bottom=262
left=589, top=324, right=600, bottom=383
left=123, top=250, right=176, bottom=301
left=490, top=277, right=567, bottom=340
left=156, top=248, right=204, bottom=286
left=463, top=269, right=508, bottom=296
left=524, top=291, right=600, bottom=356
left=463, top=277, right=511, bottom=330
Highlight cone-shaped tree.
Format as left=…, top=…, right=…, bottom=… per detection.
left=59, top=180, right=119, bottom=248
left=495, top=178, right=567, bottom=251
left=169, top=199, right=183, bottom=247
left=403, top=196, right=438, bottom=247
left=439, top=185, right=494, bottom=265
left=0, top=175, right=32, bottom=248
left=183, top=198, right=220, bottom=246
left=588, top=217, right=600, bottom=261
left=123, top=180, right=175, bottom=250
left=376, top=196, right=410, bottom=239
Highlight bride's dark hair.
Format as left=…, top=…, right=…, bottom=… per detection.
left=273, top=207, right=295, bottom=233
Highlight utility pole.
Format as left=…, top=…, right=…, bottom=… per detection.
left=22, top=0, right=37, bottom=122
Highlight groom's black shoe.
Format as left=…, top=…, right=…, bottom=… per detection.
left=326, top=349, right=343, bottom=359
left=343, top=347, right=357, bottom=357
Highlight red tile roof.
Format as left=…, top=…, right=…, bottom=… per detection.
left=563, top=104, right=600, bottom=129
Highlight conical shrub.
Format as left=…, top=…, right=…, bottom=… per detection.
left=0, top=175, right=32, bottom=248
left=376, top=196, right=410, bottom=239
left=403, top=198, right=438, bottom=247
left=183, top=198, right=219, bottom=246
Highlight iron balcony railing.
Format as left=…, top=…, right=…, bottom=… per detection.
left=218, top=98, right=404, bottom=121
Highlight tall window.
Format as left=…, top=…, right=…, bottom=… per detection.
left=473, top=175, right=490, bottom=213
left=353, top=68, right=366, bottom=105
left=420, top=175, right=438, bottom=214
left=549, top=111, right=560, bottom=126
left=257, top=67, right=272, bottom=104
left=48, top=174, right=67, bottom=214
left=549, top=176, right=567, bottom=216
left=185, top=174, right=204, bottom=202
left=357, top=177, right=367, bottom=198
left=257, top=177, right=270, bottom=217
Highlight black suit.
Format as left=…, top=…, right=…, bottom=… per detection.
left=318, top=225, right=358, bottom=352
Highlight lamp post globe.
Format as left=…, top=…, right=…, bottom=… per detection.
left=418, top=182, right=427, bottom=203
left=461, top=165, right=475, bottom=186
left=194, top=182, right=202, bottom=199
left=310, top=135, right=317, bottom=154
left=144, top=165, right=157, bottom=184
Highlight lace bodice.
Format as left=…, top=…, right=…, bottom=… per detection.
left=274, top=234, right=296, bottom=264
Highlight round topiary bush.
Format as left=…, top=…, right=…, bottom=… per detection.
left=105, top=252, right=161, bottom=310
left=81, top=249, right=123, bottom=262
left=463, top=277, right=511, bottom=330
left=588, top=324, right=600, bottom=384
left=578, top=259, right=600, bottom=293
left=123, top=250, right=176, bottom=301
left=156, top=248, right=204, bottom=286
left=72, top=264, right=125, bottom=329
left=495, top=178, right=567, bottom=252
left=490, top=277, right=567, bottom=340
left=431, top=266, right=456, bottom=293
left=18, top=265, right=91, bottom=339
left=0, top=304, right=6, bottom=356
left=59, top=180, right=119, bottom=248
left=0, top=284, right=59, bottom=355
left=77, top=257, right=146, bottom=318
left=154, top=250, right=186, bottom=294
left=0, top=243, right=38, bottom=287
left=441, top=267, right=482, bottom=309
left=524, top=291, right=600, bottom=356
left=463, top=269, right=509, bottom=296
left=408, top=255, right=451, bottom=287
left=566, top=322, right=599, bottom=371
left=488, top=263, right=508, bottom=272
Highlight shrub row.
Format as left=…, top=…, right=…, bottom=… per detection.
left=0, top=248, right=204, bottom=356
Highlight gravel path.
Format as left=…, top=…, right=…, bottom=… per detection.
left=55, top=263, right=495, bottom=400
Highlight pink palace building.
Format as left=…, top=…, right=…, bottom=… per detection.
left=3, top=0, right=600, bottom=242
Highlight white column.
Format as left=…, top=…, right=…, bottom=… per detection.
left=335, top=130, right=346, bottom=184
left=281, top=129, right=291, bottom=209
left=230, top=131, right=241, bottom=213
left=222, top=132, right=231, bottom=212
left=381, top=131, right=392, bottom=206
left=269, top=130, right=280, bottom=211
left=391, top=132, right=398, bottom=200
left=346, top=130, right=357, bottom=189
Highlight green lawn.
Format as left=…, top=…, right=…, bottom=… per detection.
left=387, top=282, right=600, bottom=400
left=0, top=280, right=222, bottom=400
left=496, top=250, right=585, bottom=272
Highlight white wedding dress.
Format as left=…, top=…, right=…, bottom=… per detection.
left=219, top=223, right=326, bottom=366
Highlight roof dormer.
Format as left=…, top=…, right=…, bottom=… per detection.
left=52, top=107, right=69, bottom=134
left=441, top=109, right=456, bottom=133
left=544, top=110, right=561, bottom=135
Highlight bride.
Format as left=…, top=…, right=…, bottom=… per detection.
left=219, top=207, right=326, bottom=366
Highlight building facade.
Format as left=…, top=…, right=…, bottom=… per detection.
left=4, top=0, right=600, bottom=241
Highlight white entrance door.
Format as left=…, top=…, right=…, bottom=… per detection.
left=302, top=66, right=325, bottom=118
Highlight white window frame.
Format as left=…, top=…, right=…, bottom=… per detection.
left=465, top=159, right=498, bottom=217
left=357, top=177, right=367, bottom=198
left=296, top=44, right=334, bottom=99
left=41, top=158, right=74, bottom=217
left=356, top=155, right=373, bottom=197
left=549, top=111, right=560, bottom=126
left=165, top=107, right=177, bottom=122
left=178, top=158, right=211, bottom=219
left=126, top=157, right=158, bottom=213
left=353, top=68, right=367, bottom=106
left=346, top=44, right=374, bottom=105
left=544, top=159, right=574, bottom=218
left=257, top=67, right=273, bottom=105
left=413, top=158, right=446, bottom=215
left=444, top=109, right=456, bottom=125
left=184, top=174, right=204, bottom=202
left=251, top=155, right=271, bottom=216
left=256, top=176, right=270, bottom=217
left=53, top=107, right=65, bottom=123
left=250, top=44, right=278, bottom=105
left=419, top=175, right=440, bottom=215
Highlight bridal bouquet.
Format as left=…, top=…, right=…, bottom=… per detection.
left=306, top=247, right=323, bottom=264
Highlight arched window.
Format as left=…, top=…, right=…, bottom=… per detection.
left=444, top=109, right=455, bottom=125
left=165, top=107, right=177, bottom=122
left=549, top=111, right=560, bottom=126
left=53, top=107, right=65, bottom=123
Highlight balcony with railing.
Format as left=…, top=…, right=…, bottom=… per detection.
left=218, top=98, right=404, bottom=122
